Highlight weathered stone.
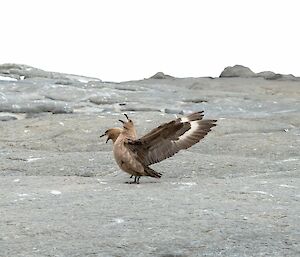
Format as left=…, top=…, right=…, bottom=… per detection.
left=220, top=64, right=299, bottom=81
left=0, top=64, right=299, bottom=257
left=0, top=115, right=17, bottom=121
left=220, top=65, right=256, bottom=78
left=149, top=72, right=174, bottom=79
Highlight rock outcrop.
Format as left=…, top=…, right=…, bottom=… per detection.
left=149, top=71, right=174, bottom=79
left=1, top=63, right=299, bottom=257
left=220, top=64, right=299, bottom=80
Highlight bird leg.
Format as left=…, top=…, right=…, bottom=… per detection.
left=127, top=176, right=140, bottom=184
left=136, top=176, right=140, bottom=184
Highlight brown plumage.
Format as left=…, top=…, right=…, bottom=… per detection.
left=100, top=111, right=217, bottom=184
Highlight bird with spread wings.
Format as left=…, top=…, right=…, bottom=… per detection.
left=100, top=112, right=217, bottom=184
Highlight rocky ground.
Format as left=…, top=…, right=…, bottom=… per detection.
left=0, top=64, right=299, bottom=256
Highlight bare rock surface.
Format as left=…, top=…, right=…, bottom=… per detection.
left=220, top=64, right=300, bottom=81
left=220, top=65, right=256, bottom=78
left=149, top=72, right=174, bottom=79
left=0, top=64, right=299, bottom=256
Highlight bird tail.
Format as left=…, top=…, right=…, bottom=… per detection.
left=144, top=166, right=162, bottom=178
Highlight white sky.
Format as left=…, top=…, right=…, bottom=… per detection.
left=1, top=0, right=300, bottom=82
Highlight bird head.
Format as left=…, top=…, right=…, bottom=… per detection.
left=100, top=128, right=122, bottom=143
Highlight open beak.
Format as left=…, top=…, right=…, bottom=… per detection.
left=100, top=133, right=109, bottom=143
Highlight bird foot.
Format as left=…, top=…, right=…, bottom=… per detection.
left=125, top=181, right=139, bottom=184
left=126, top=176, right=140, bottom=184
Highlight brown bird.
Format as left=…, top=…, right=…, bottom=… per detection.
left=100, top=112, right=216, bottom=184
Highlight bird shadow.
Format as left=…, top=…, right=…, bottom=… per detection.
left=124, top=180, right=161, bottom=185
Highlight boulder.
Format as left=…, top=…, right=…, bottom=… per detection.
left=149, top=72, right=174, bottom=79
left=219, top=65, right=256, bottom=78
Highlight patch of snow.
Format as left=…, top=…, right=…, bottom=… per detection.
left=147, top=197, right=156, bottom=201
left=279, top=158, right=298, bottom=163
left=18, top=193, right=29, bottom=197
left=171, top=181, right=197, bottom=190
left=12, top=104, right=20, bottom=109
left=13, top=179, right=20, bottom=183
left=260, top=181, right=268, bottom=184
left=273, top=109, right=297, bottom=114
left=96, top=179, right=107, bottom=184
left=26, top=157, right=43, bottom=162
left=50, top=190, right=62, bottom=195
left=0, top=93, right=7, bottom=101
left=279, top=184, right=296, bottom=188
left=179, top=182, right=197, bottom=186
left=0, top=76, right=17, bottom=81
left=251, top=191, right=274, bottom=198
left=76, top=78, right=90, bottom=83
left=113, top=218, right=124, bottom=224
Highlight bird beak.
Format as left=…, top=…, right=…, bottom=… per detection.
left=100, top=133, right=109, bottom=143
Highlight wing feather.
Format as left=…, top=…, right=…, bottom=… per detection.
left=126, top=111, right=216, bottom=166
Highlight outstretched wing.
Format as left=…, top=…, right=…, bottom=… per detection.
left=126, top=111, right=216, bottom=166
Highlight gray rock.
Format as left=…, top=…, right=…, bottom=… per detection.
left=219, top=65, right=256, bottom=78
left=0, top=101, right=73, bottom=114
left=269, top=74, right=298, bottom=81
left=0, top=115, right=17, bottom=121
left=149, top=72, right=174, bottom=79
left=43, top=86, right=91, bottom=102
left=121, top=106, right=161, bottom=112
left=0, top=64, right=299, bottom=257
left=256, top=71, right=280, bottom=80
left=220, top=65, right=299, bottom=81
left=89, top=96, right=119, bottom=105
left=0, top=63, right=101, bottom=82
left=182, top=98, right=208, bottom=103
left=164, top=108, right=184, bottom=115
